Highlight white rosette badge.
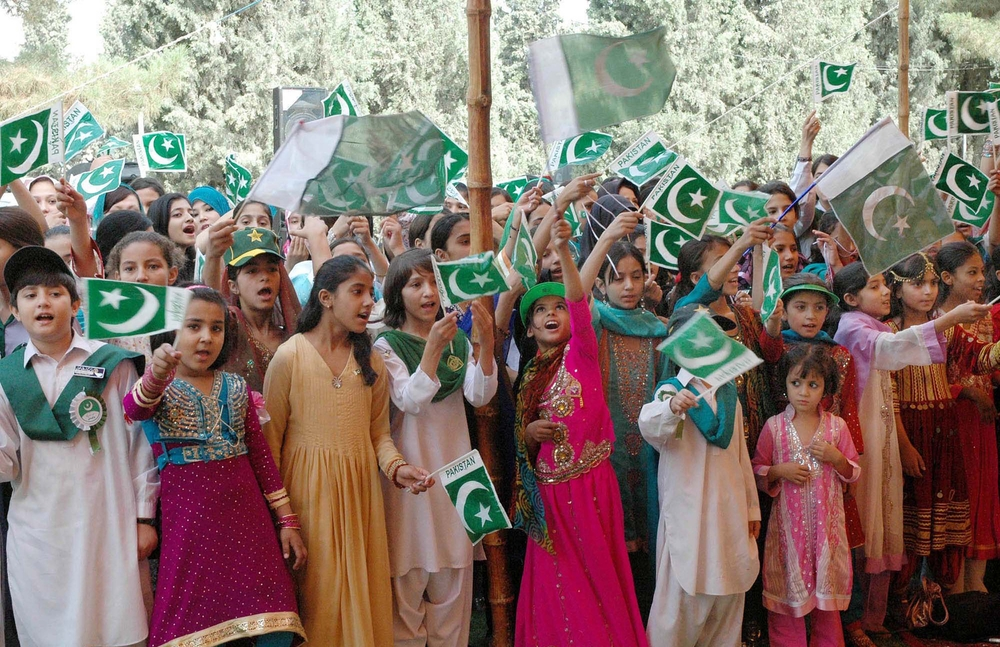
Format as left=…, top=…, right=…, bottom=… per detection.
left=69, top=391, right=108, bottom=454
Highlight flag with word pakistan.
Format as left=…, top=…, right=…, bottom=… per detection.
left=934, top=153, right=990, bottom=213
left=528, top=27, right=676, bottom=144
left=96, top=136, right=131, bottom=157
left=717, top=189, right=769, bottom=228
left=989, top=100, right=1000, bottom=140
left=63, top=101, right=105, bottom=163
left=432, top=251, right=509, bottom=307
left=323, top=80, right=362, bottom=117
left=439, top=449, right=511, bottom=545
left=949, top=191, right=995, bottom=229
left=0, top=102, right=63, bottom=185
left=643, top=158, right=719, bottom=238
left=225, top=153, right=253, bottom=204
left=134, top=131, right=187, bottom=174
left=760, top=244, right=783, bottom=322
left=922, top=108, right=949, bottom=141
left=946, top=91, right=996, bottom=136
left=73, top=159, right=124, bottom=203
left=548, top=131, right=612, bottom=170
left=645, top=217, right=696, bottom=271
left=608, top=131, right=677, bottom=186
left=83, top=278, right=192, bottom=340
left=658, top=312, right=763, bottom=386
left=816, top=117, right=952, bottom=276
left=811, top=61, right=856, bottom=102
left=249, top=111, right=448, bottom=216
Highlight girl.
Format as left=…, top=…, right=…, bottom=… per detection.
left=95, top=210, right=152, bottom=266
left=264, top=256, right=431, bottom=647
left=233, top=199, right=274, bottom=230
left=832, top=261, right=987, bottom=638
left=753, top=344, right=860, bottom=646
left=148, top=193, right=197, bottom=282
left=188, top=186, right=230, bottom=233
left=123, top=287, right=307, bottom=647
left=512, top=215, right=647, bottom=647
left=375, top=248, right=498, bottom=646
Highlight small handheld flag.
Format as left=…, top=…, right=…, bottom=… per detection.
left=63, top=101, right=105, bottom=163
left=811, top=61, right=856, bottom=102
left=645, top=217, right=695, bottom=271
left=607, top=131, right=676, bottom=187
left=73, top=159, right=125, bottom=203
left=759, top=244, right=783, bottom=322
left=438, top=449, right=511, bottom=545
left=95, top=136, right=131, bottom=157
left=643, top=158, right=719, bottom=238
left=657, top=312, right=763, bottom=386
left=717, top=189, right=769, bottom=228
left=432, top=251, right=510, bottom=307
left=950, top=191, right=995, bottom=229
left=133, top=131, right=187, bottom=174
left=440, top=130, right=469, bottom=184
left=83, top=278, right=192, bottom=340
left=548, top=131, right=612, bottom=170
left=934, top=153, right=990, bottom=213
left=921, top=108, right=949, bottom=141
left=323, top=80, right=362, bottom=117
left=946, top=91, right=995, bottom=136
left=0, top=102, right=63, bottom=185
left=224, top=154, right=253, bottom=204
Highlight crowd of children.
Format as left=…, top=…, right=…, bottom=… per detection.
left=0, top=114, right=998, bottom=647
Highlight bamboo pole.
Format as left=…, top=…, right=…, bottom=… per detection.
left=898, top=0, right=910, bottom=137
left=466, top=0, right=515, bottom=644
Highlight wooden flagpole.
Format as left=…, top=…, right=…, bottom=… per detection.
left=898, top=0, right=910, bottom=137
left=466, top=0, right=515, bottom=643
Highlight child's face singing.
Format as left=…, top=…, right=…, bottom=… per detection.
left=783, top=291, right=829, bottom=338
left=175, top=299, right=226, bottom=376
left=12, top=283, right=78, bottom=345
left=323, top=269, right=375, bottom=335
left=846, top=273, right=891, bottom=318
left=527, top=295, right=571, bottom=350
left=231, top=256, right=281, bottom=314
left=898, top=273, right=939, bottom=315
left=786, top=368, right=825, bottom=416
left=400, top=269, right=440, bottom=328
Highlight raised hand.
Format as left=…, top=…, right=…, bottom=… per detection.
left=151, top=343, right=182, bottom=380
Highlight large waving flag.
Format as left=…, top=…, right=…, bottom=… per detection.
left=528, top=27, right=676, bottom=144
left=0, top=102, right=63, bottom=185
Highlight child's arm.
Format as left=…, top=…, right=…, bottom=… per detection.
left=0, top=392, right=21, bottom=483
left=578, top=211, right=639, bottom=295
left=553, top=216, right=583, bottom=303
left=369, top=361, right=433, bottom=493
left=200, top=216, right=238, bottom=292
left=637, top=381, right=695, bottom=450
left=895, top=412, right=925, bottom=478
left=809, top=417, right=861, bottom=481
left=703, top=218, right=775, bottom=292
left=734, top=403, right=761, bottom=538
left=122, top=343, right=181, bottom=421
left=114, top=362, right=160, bottom=560
left=375, top=333, right=447, bottom=416
left=56, top=180, right=99, bottom=279
left=466, top=301, right=498, bottom=407
left=262, top=345, right=294, bottom=469
left=751, top=418, right=782, bottom=496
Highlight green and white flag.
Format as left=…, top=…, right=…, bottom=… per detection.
left=607, top=131, right=676, bottom=187
left=645, top=217, right=696, bottom=271
left=432, top=251, right=509, bottom=307
left=643, top=158, right=719, bottom=238
left=528, top=27, right=676, bottom=144
left=946, top=91, right=995, bottom=136
left=717, top=189, right=769, bottom=228
left=249, top=112, right=448, bottom=216
left=441, top=130, right=468, bottom=184
left=548, top=131, right=612, bottom=170
left=564, top=202, right=585, bottom=237
left=988, top=100, right=1000, bottom=140
left=224, top=153, right=253, bottom=204
left=657, top=312, right=763, bottom=386
left=950, top=191, right=995, bottom=229
left=921, top=107, right=949, bottom=141
left=63, top=101, right=105, bottom=163
left=811, top=61, right=856, bottom=102
left=935, top=152, right=991, bottom=213
left=83, top=278, right=192, bottom=340
left=322, top=80, right=362, bottom=117
left=496, top=176, right=532, bottom=203
left=95, top=136, right=131, bottom=157
left=816, top=117, right=953, bottom=276
left=133, top=131, right=187, bottom=174
left=0, top=102, right=63, bottom=185
left=439, top=449, right=511, bottom=545
left=760, top=244, right=783, bottom=322
left=73, top=159, right=124, bottom=202
left=507, top=220, right=538, bottom=290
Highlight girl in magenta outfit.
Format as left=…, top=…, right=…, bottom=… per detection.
left=511, top=216, right=647, bottom=647
left=754, top=344, right=860, bottom=647
left=124, top=287, right=307, bottom=647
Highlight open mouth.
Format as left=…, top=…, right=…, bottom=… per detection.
left=358, top=311, right=371, bottom=322
left=257, top=287, right=274, bottom=299
left=182, top=224, right=196, bottom=235
left=195, top=349, right=211, bottom=361
left=34, top=313, right=53, bottom=323
left=421, top=301, right=437, bottom=312
left=543, top=320, right=559, bottom=331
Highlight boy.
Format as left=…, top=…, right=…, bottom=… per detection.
left=0, top=246, right=158, bottom=647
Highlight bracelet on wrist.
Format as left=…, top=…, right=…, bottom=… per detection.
left=276, top=513, right=301, bottom=530
left=796, top=155, right=812, bottom=163
left=137, top=518, right=156, bottom=526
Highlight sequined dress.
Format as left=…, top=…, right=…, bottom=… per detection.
left=123, top=372, right=304, bottom=647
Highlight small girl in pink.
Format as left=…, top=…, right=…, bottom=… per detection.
left=754, top=343, right=860, bottom=646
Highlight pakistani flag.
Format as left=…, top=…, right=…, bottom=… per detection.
left=63, top=101, right=105, bottom=163
left=73, top=159, right=124, bottom=202
left=508, top=221, right=538, bottom=290
left=760, top=244, right=783, bottom=322
left=564, top=202, right=585, bottom=237
left=950, top=191, right=995, bottom=229
left=95, top=136, right=131, bottom=157
left=322, top=80, right=362, bottom=117
left=528, top=27, right=677, bottom=144
left=645, top=217, right=696, bottom=271
left=989, top=82, right=1000, bottom=91
left=607, top=131, right=676, bottom=186
left=548, top=131, right=612, bottom=170
left=935, top=153, right=991, bottom=213
left=83, top=278, right=192, bottom=340
left=946, top=91, right=995, bottom=136
left=224, top=153, right=253, bottom=204
left=0, top=102, right=63, bottom=186
left=717, top=189, right=769, bottom=228
left=249, top=112, right=448, bottom=216
left=811, top=61, right=856, bottom=102
left=922, top=108, right=949, bottom=141
left=134, top=131, right=187, bottom=174
left=815, top=117, right=953, bottom=276
left=439, top=449, right=511, bottom=545
left=432, top=251, right=509, bottom=307
left=988, top=100, right=1000, bottom=140
left=441, top=130, right=469, bottom=183
left=644, top=158, right=719, bottom=238
left=496, top=176, right=532, bottom=203
left=657, top=312, right=763, bottom=386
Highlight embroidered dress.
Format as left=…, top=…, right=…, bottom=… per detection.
left=123, top=371, right=304, bottom=647
left=753, top=408, right=860, bottom=616
left=512, top=297, right=648, bottom=647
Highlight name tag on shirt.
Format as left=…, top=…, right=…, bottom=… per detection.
left=73, top=365, right=106, bottom=379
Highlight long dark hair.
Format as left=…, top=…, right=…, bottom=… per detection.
left=151, top=287, right=234, bottom=370
left=0, top=207, right=44, bottom=249
left=936, top=241, right=980, bottom=304
left=382, top=249, right=437, bottom=330
left=832, top=262, right=870, bottom=312
left=147, top=193, right=189, bottom=240
left=886, top=253, right=937, bottom=319
left=675, top=235, right=729, bottom=299
left=430, top=212, right=469, bottom=253
left=297, top=256, right=378, bottom=386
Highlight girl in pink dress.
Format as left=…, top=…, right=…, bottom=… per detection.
left=511, top=216, right=647, bottom=647
left=754, top=344, right=860, bottom=646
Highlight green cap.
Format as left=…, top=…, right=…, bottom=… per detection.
left=779, top=283, right=839, bottom=305
left=224, top=228, right=284, bottom=267
left=520, top=281, right=566, bottom=325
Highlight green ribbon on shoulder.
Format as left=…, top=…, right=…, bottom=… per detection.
left=378, top=329, right=470, bottom=402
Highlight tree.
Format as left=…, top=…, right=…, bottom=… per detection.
left=2, top=0, right=69, bottom=68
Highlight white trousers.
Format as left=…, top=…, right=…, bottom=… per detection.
left=647, top=554, right=744, bottom=647
left=392, top=566, right=473, bottom=647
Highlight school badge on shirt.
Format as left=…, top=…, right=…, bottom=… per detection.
left=69, top=391, right=107, bottom=454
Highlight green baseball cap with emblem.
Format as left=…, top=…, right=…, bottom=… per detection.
left=224, top=228, right=285, bottom=267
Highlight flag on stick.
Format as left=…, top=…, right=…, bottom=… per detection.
left=921, top=108, right=949, bottom=141
left=95, top=136, right=131, bottom=157
left=73, top=159, right=124, bottom=202
left=607, top=131, right=676, bottom=187
left=645, top=217, right=695, bottom=271
left=441, top=130, right=469, bottom=183
left=63, top=101, right=105, bottom=162
left=432, top=251, right=509, bottom=307
left=224, top=154, right=253, bottom=204
left=133, top=131, right=187, bottom=174
left=496, top=176, right=532, bottom=203
left=811, top=61, right=856, bottom=102
left=946, top=91, right=995, bottom=136
left=0, top=102, right=63, bottom=185
left=657, top=312, right=763, bottom=386
left=934, top=152, right=990, bottom=213
left=717, top=189, right=769, bottom=228
left=760, top=244, right=783, bottom=322
left=548, top=131, right=612, bottom=170
left=988, top=100, right=1000, bottom=141
left=439, top=450, right=512, bottom=545
left=643, top=158, right=718, bottom=238
left=323, top=80, right=362, bottom=117
left=950, top=192, right=995, bottom=229
left=83, top=278, right=192, bottom=340
left=508, top=221, right=538, bottom=290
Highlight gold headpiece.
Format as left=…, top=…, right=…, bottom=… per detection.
left=888, top=253, right=938, bottom=284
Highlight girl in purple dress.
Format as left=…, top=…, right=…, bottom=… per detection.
left=124, top=287, right=307, bottom=647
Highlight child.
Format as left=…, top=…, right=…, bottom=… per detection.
left=638, top=303, right=761, bottom=647
left=753, top=344, right=860, bottom=646
left=512, top=216, right=647, bottom=647
left=0, top=246, right=158, bottom=646
left=148, top=193, right=198, bottom=282
left=123, top=287, right=307, bottom=646
left=831, top=261, right=988, bottom=637
left=264, top=255, right=432, bottom=647
left=374, top=248, right=498, bottom=647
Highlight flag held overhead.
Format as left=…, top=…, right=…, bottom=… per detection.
left=643, top=158, right=719, bottom=238
left=0, top=102, right=64, bottom=186
left=811, top=61, right=856, bottom=103
left=607, top=131, right=676, bottom=187
left=73, top=159, right=125, bottom=203
left=921, top=108, right=949, bottom=141
left=432, top=251, right=509, bottom=307
left=322, top=80, right=362, bottom=117
left=645, top=217, right=695, bottom=271
left=63, top=101, right=105, bottom=163
left=657, top=311, right=763, bottom=387
left=946, top=91, right=995, bottom=136
left=934, top=153, right=991, bottom=213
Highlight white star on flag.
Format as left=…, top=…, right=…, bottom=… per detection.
left=765, top=283, right=778, bottom=299
left=835, top=67, right=848, bottom=77
left=397, top=154, right=414, bottom=172
left=967, top=174, right=982, bottom=190
left=585, top=141, right=600, bottom=153
left=689, top=189, right=707, bottom=208
left=74, top=128, right=91, bottom=142
left=9, top=130, right=26, bottom=154
left=227, top=174, right=237, bottom=187
left=99, top=166, right=115, bottom=178
left=238, top=177, right=249, bottom=189
left=627, top=48, right=648, bottom=67
left=976, top=100, right=988, bottom=115
left=892, top=216, right=910, bottom=236
left=444, top=151, right=456, bottom=169
left=344, top=171, right=359, bottom=185
left=470, top=272, right=490, bottom=288
left=474, top=503, right=492, bottom=527
left=99, top=288, right=128, bottom=309
left=160, top=138, right=174, bottom=151
left=691, top=330, right=713, bottom=349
